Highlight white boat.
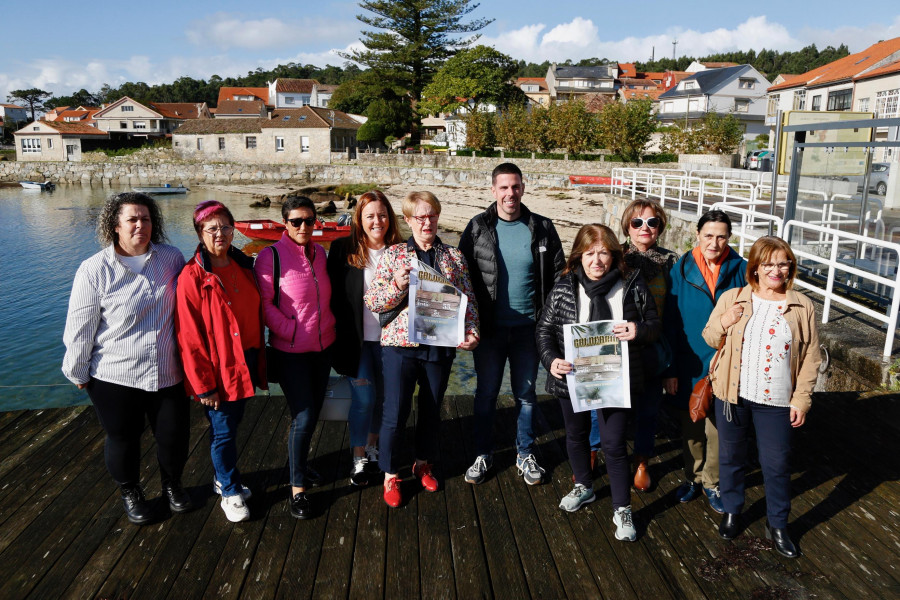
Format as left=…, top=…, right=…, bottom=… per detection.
left=19, top=180, right=55, bottom=191
left=133, top=184, right=189, bottom=194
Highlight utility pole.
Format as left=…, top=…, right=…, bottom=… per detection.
left=672, top=39, right=678, bottom=62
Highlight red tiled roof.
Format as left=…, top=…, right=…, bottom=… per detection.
left=215, top=100, right=265, bottom=115
left=147, top=102, right=207, bottom=119
left=854, top=58, right=900, bottom=81
left=516, top=77, right=549, bottom=91
left=618, top=63, right=636, bottom=78
left=702, top=62, right=739, bottom=68
left=263, top=107, right=360, bottom=129
left=1, top=103, right=26, bottom=110
left=622, top=89, right=664, bottom=101
left=56, top=109, right=100, bottom=122
left=317, top=84, right=339, bottom=93
left=217, top=87, right=269, bottom=105
left=769, top=37, right=900, bottom=91
left=34, top=121, right=108, bottom=136
left=274, top=79, right=319, bottom=94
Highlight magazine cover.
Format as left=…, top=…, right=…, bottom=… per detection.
left=562, top=320, right=630, bottom=412
left=407, top=259, right=467, bottom=347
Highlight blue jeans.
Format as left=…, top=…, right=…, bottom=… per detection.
left=471, top=323, right=538, bottom=458
left=716, top=396, right=793, bottom=528
left=205, top=398, right=247, bottom=497
left=348, top=341, right=384, bottom=448
left=278, top=348, right=332, bottom=488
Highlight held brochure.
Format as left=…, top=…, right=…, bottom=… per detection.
left=407, top=259, right=467, bottom=347
left=562, top=320, right=631, bottom=412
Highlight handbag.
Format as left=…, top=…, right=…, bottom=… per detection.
left=688, top=331, right=728, bottom=423
left=378, top=293, right=408, bottom=328
left=265, top=246, right=282, bottom=384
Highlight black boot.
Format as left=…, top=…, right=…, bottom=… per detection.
left=719, top=512, right=740, bottom=540
left=121, top=484, right=153, bottom=525
left=163, top=479, right=194, bottom=513
left=765, top=521, right=798, bottom=558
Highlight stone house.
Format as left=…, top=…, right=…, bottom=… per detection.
left=14, top=119, right=109, bottom=161
left=173, top=106, right=359, bottom=163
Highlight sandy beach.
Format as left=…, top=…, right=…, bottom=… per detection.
left=199, top=181, right=610, bottom=248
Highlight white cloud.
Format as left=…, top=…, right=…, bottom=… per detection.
left=799, top=15, right=900, bottom=52
left=185, top=13, right=358, bottom=50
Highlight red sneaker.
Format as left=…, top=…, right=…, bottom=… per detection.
left=383, top=477, right=402, bottom=508
left=412, top=462, right=439, bottom=492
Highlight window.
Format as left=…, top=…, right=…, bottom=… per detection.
left=662, top=102, right=674, bottom=113
left=858, top=97, right=870, bottom=112
left=246, top=136, right=257, bottom=149
left=276, top=137, right=285, bottom=152
left=688, top=99, right=700, bottom=113
left=827, top=89, right=852, bottom=111
left=47, top=138, right=53, bottom=149
left=684, top=81, right=697, bottom=90
left=120, top=121, right=128, bottom=129
left=811, top=95, right=822, bottom=111
left=197, top=138, right=203, bottom=150
left=284, top=96, right=295, bottom=104
left=793, top=90, right=806, bottom=110
left=218, top=137, right=225, bottom=150
left=738, top=78, right=756, bottom=89
left=122, top=105, right=133, bottom=112
left=21, top=138, right=41, bottom=153
left=766, top=94, right=780, bottom=117
left=734, top=98, right=750, bottom=112
left=134, top=121, right=146, bottom=129
left=301, top=136, right=310, bottom=153
left=875, top=89, right=899, bottom=118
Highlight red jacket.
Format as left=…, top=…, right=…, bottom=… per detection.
left=176, top=245, right=267, bottom=402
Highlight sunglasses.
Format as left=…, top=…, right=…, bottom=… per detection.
left=630, top=217, right=660, bottom=229
left=287, top=217, right=317, bottom=228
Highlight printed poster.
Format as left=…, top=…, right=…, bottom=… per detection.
left=408, top=259, right=467, bottom=347
left=563, top=320, right=630, bottom=412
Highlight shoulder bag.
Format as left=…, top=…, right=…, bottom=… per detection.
left=265, top=247, right=282, bottom=384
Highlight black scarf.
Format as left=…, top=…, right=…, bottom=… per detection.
left=574, top=266, right=621, bottom=321
left=623, top=242, right=670, bottom=282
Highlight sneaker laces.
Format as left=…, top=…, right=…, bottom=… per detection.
left=617, top=507, right=634, bottom=528
left=568, top=483, right=587, bottom=498
left=519, top=454, right=545, bottom=475
left=471, top=455, right=489, bottom=474
left=365, top=445, right=379, bottom=462
left=384, top=477, right=399, bottom=492
left=352, top=458, right=367, bottom=474
left=710, top=485, right=721, bottom=498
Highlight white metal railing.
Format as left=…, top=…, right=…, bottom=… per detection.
left=709, top=203, right=783, bottom=254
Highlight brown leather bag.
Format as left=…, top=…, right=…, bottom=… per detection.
left=689, top=337, right=726, bottom=423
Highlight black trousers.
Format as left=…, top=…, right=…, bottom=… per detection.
left=87, top=378, right=190, bottom=488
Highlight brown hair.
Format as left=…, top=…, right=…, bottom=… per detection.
left=402, top=191, right=441, bottom=218
left=562, top=224, right=625, bottom=276
left=620, top=199, right=667, bottom=238
left=347, top=190, right=402, bottom=269
left=746, top=236, right=797, bottom=291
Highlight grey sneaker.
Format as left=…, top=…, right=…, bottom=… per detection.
left=214, top=479, right=252, bottom=500
left=516, top=454, right=545, bottom=485
left=465, top=455, right=492, bottom=484
left=559, top=483, right=596, bottom=512
left=613, top=505, right=637, bottom=541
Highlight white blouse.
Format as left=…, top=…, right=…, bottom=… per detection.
left=739, top=294, right=793, bottom=406
left=362, top=246, right=387, bottom=342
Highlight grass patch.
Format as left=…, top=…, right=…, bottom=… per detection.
left=0, top=150, right=16, bottom=161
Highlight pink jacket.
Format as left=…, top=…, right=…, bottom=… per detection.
left=254, top=233, right=336, bottom=354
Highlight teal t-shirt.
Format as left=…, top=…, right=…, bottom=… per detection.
left=495, top=218, right=535, bottom=326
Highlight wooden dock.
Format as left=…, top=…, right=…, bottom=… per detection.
left=0, top=389, right=898, bottom=599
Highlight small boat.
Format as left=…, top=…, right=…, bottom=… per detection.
left=235, top=219, right=351, bottom=242
left=19, top=180, right=55, bottom=191
left=133, top=184, right=189, bottom=194
left=568, top=175, right=631, bottom=187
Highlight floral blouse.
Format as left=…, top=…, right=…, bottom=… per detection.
left=739, top=295, right=793, bottom=406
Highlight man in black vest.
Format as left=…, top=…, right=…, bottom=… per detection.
left=459, top=163, right=565, bottom=485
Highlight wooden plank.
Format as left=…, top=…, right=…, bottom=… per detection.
left=0, top=409, right=33, bottom=440
left=348, top=456, right=389, bottom=600
left=0, top=406, right=86, bottom=478
left=437, top=396, right=492, bottom=599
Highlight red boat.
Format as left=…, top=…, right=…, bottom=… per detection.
left=568, top=175, right=630, bottom=186
left=234, top=219, right=351, bottom=242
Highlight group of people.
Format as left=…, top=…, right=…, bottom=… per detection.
left=62, top=162, right=821, bottom=557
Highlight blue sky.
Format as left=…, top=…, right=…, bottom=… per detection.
left=4, top=1, right=900, bottom=104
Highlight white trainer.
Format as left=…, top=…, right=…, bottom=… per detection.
left=613, top=505, right=637, bottom=541
left=221, top=494, right=250, bottom=522
left=215, top=479, right=252, bottom=500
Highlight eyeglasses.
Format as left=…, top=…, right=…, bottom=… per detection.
left=630, top=217, right=660, bottom=229
left=203, top=225, right=234, bottom=236
left=761, top=262, right=792, bottom=271
left=411, top=214, right=439, bottom=225
left=287, top=217, right=317, bottom=228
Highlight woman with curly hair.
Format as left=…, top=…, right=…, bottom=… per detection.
left=63, top=192, right=191, bottom=525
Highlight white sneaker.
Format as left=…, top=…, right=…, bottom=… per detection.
left=516, top=454, right=545, bottom=485
left=559, top=484, right=596, bottom=512
left=221, top=494, right=250, bottom=522
left=613, top=505, right=637, bottom=541
left=214, top=479, right=252, bottom=500
left=465, top=455, right=492, bottom=484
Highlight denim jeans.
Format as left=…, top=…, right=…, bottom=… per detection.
left=471, top=323, right=539, bottom=458
left=348, top=341, right=384, bottom=448
left=277, top=348, right=332, bottom=488
left=716, top=396, right=793, bottom=528
left=205, top=398, right=247, bottom=497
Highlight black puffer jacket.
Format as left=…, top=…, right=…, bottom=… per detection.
left=459, top=202, right=565, bottom=335
left=536, top=268, right=661, bottom=399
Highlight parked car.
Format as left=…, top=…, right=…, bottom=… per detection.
left=841, top=162, right=891, bottom=196
left=745, top=150, right=768, bottom=170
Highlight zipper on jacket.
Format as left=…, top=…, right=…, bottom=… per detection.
left=304, top=245, right=325, bottom=351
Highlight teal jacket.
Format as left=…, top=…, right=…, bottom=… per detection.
left=663, top=248, right=747, bottom=408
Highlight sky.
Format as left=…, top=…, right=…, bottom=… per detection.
left=4, top=1, right=900, bottom=105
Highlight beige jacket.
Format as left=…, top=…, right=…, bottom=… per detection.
left=702, top=286, right=822, bottom=413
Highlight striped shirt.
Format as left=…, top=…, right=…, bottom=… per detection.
left=62, top=243, right=185, bottom=391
